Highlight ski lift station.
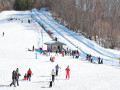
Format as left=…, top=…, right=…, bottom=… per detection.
left=44, top=40, right=66, bottom=52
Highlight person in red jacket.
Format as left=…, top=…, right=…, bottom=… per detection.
left=27, top=68, right=33, bottom=81
left=62, top=51, right=64, bottom=57
left=65, top=66, right=70, bottom=79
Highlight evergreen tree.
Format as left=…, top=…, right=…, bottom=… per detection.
left=15, top=0, right=27, bottom=10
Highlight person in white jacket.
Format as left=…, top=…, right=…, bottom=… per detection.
left=51, top=69, right=55, bottom=82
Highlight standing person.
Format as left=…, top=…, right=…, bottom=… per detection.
left=55, top=50, right=58, bottom=56
left=2, top=32, right=4, bottom=36
left=10, top=70, right=17, bottom=87
left=16, top=68, right=21, bottom=86
left=32, top=45, right=34, bottom=51
left=90, top=56, right=93, bottom=63
left=16, top=68, right=21, bottom=79
left=67, top=47, right=68, bottom=55
left=49, top=51, right=50, bottom=56
left=75, top=51, right=77, bottom=58
left=98, top=57, right=101, bottom=64
left=51, top=69, right=55, bottom=82
left=62, top=51, right=64, bottom=57
left=65, top=66, right=70, bottom=79
left=27, top=68, right=33, bottom=81
left=50, top=55, right=53, bottom=62
left=55, top=64, right=61, bottom=76
left=73, top=54, right=74, bottom=58
left=28, top=19, right=30, bottom=24
left=101, top=58, right=103, bottom=64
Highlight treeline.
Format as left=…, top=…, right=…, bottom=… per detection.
left=0, top=0, right=120, bottom=49
left=0, top=0, right=46, bottom=11
left=46, top=0, right=120, bottom=49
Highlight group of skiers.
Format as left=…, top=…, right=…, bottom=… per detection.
left=10, top=68, right=33, bottom=87
left=49, top=64, right=70, bottom=87
left=86, top=54, right=93, bottom=63
left=86, top=54, right=103, bottom=64
left=61, top=48, right=80, bottom=59
left=9, top=64, right=70, bottom=88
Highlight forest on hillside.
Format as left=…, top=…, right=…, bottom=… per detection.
left=0, top=0, right=120, bottom=49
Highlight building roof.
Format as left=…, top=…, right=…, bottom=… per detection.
left=44, top=41, right=66, bottom=45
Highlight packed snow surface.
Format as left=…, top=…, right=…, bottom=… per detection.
left=0, top=10, right=120, bottom=90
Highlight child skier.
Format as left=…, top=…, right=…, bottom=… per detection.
left=24, top=73, right=28, bottom=80
left=65, top=66, right=70, bottom=79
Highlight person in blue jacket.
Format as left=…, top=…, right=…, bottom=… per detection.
left=55, top=64, right=61, bottom=76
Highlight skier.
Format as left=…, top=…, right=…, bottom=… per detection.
left=28, top=19, right=30, bottom=24
left=10, top=70, right=17, bottom=87
left=55, top=64, right=61, bottom=76
left=89, top=54, right=91, bottom=61
left=65, top=66, right=70, bottom=79
left=73, top=54, right=74, bottom=58
left=98, top=57, right=101, bottom=64
left=32, top=45, right=34, bottom=51
left=55, top=37, right=57, bottom=41
left=16, top=68, right=21, bottom=86
left=67, top=47, right=68, bottom=55
left=2, top=32, right=4, bottom=36
left=51, top=69, right=55, bottom=82
left=62, top=51, right=64, bottom=57
left=86, top=54, right=89, bottom=60
left=27, top=68, right=33, bottom=81
left=90, top=56, right=93, bottom=63
left=101, top=58, right=103, bottom=64
left=49, top=51, right=50, bottom=56
left=77, top=50, right=79, bottom=58
left=55, top=50, right=58, bottom=56
left=75, top=51, right=77, bottom=58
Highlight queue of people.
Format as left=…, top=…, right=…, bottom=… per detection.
left=86, top=54, right=103, bottom=64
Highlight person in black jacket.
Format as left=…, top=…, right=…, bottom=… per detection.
left=98, top=57, right=101, bottom=64
left=16, top=68, right=21, bottom=86
left=10, top=70, right=17, bottom=87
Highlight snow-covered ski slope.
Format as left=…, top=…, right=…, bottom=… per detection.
left=1, top=10, right=120, bottom=90
left=31, top=8, right=120, bottom=63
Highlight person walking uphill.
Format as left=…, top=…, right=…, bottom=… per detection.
left=27, top=68, right=33, bottom=81
left=65, top=66, right=70, bottom=79
left=55, top=64, right=61, bottom=76
left=10, top=70, right=17, bottom=87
